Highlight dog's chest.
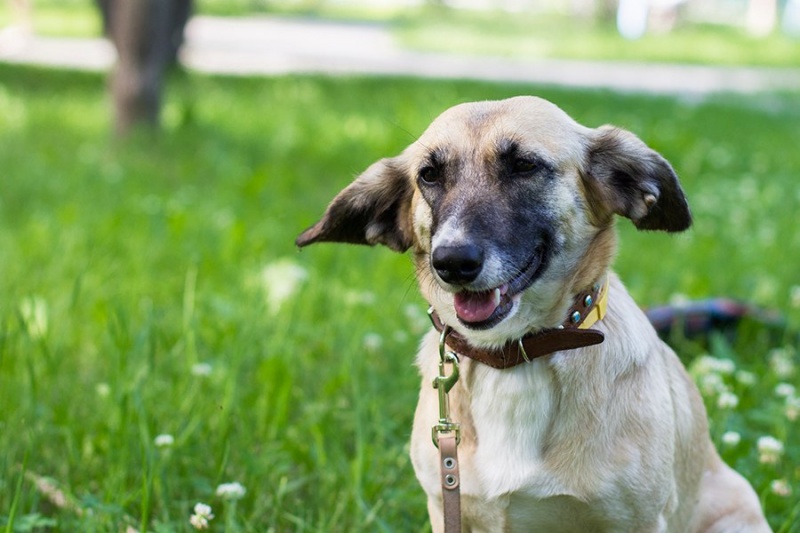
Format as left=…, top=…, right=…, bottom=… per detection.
left=411, top=331, right=672, bottom=531
left=417, top=360, right=631, bottom=531
left=422, top=358, right=616, bottom=530
left=463, top=359, right=560, bottom=498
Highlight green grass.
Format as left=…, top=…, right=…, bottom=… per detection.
left=0, top=0, right=101, bottom=37
left=0, top=64, right=799, bottom=531
left=394, top=8, right=800, bottom=67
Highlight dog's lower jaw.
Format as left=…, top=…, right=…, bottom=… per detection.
left=430, top=277, right=573, bottom=350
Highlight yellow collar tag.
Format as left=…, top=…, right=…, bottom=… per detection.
left=578, top=277, right=609, bottom=330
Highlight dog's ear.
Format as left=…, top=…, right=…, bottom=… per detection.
left=586, top=126, right=691, bottom=232
left=295, top=158, right=414, bottom=252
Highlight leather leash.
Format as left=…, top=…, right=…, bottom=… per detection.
left=438, top=434, right=461, bottom=533
left=429, top=278, right=609, bottom=532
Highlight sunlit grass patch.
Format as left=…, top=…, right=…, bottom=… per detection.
left=395, top=9, right=800, bottom=67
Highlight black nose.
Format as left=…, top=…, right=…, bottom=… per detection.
left=432, top=244, right=484, bottom=284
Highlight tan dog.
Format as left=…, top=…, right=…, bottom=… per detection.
left=297, top=96, right=770, bottom=532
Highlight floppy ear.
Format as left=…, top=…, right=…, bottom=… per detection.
left=295, top=157, right=414, bottom=252
left=586, top=126, right=692, bottom=232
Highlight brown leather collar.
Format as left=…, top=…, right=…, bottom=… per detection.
left=428, top=279, right=607, bottom=369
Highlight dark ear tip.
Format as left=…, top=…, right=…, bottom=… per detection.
left=661, top=219, right=692, bottom=233
left=635, top=206, right=692, bottom=232
left=295, top=226, right=319, bottom=248
left=675, top=213, right=693, bottom=232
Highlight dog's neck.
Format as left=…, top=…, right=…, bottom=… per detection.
left=428, top=278, right=609, bottom=369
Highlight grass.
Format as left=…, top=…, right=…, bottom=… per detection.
left=0, top=64, right=798, bottom=531
left=3, top=1, right=800, bottom=67
left=0, top=0, right=101, bottom=37
left=394, top=8, right=800, bottom=67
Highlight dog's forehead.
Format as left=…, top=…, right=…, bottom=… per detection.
left=411, top=97, right=588, bottom=162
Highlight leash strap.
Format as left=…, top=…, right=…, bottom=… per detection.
left=438, top=434, right=461, bottom=533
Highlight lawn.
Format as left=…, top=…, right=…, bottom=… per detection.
left=0, top=64, right=799, bottom=531
left=394, top=9, right=800, bottom=67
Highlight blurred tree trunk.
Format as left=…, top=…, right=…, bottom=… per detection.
left=98, top=0, right=192, bottom=134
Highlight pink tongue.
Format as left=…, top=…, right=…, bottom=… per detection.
left=454, top=290, right=499, bottom=323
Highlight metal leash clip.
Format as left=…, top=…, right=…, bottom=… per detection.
left=432, top=324, right=461, bottom=447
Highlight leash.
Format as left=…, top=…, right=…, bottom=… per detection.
left=429, top=277, right=609, bottom=532
left=433, top=324, right=462, bottom=533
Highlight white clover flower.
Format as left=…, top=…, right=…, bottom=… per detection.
left=189, top=514, right=208, bottom=529
left=19, top=296, right=48, bottom=339
left=769, top=348, right=796, bottom=378
left=770, top=479, right=791, bottom=497
left=191, top=362, right=213, bottom=377
left=734, top=370, right=756, bottom=386
left=691, top=357, right=735, bottom=399
left=189, top=502, right=214, bottom=530
left=757, top=436, right=784, bottom=464
left=362, top=332, right=383, bottom=353
left=712, top=358, right=736, bottom=375
left=698, top=373, right=726, bottom=396
left=785, top=395, right=800, bottom=422
left=154, top=434, right=174, bottom=448
left=693, top=355, right=736, bottom=376
left=194, top=503, right=214, bottom=518
left=260, top=258, right=308, bottom=315
left=189, top=514, right=209, bottom=530
left=774, top=383, right=796, bottom=398
left=216, top=481, right=246, bottom=500
left=691, top=355, right=716, bottom=376
left=721, top=431, right=741, bottom=447
left=717, top=391, right=739, bottom=410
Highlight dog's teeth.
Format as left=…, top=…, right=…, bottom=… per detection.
left=493, top=288, right=501, bottom=306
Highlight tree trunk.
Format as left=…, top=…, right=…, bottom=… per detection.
left=99, top=0, right=192, bottom=135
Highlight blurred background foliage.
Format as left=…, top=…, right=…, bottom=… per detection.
left=1, top=0, right=800, bottom=65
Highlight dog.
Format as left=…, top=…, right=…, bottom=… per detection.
left=296, top=96, right=770, bottom=532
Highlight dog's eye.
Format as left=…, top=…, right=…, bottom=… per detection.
left=511, top=159, right=538, bottom=175
left=418, top=166, right=440, bottom=185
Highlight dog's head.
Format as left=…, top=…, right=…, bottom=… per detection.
left=297, top=96, right=691, bottom=347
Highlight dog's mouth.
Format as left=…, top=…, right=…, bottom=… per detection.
left=453, top=248, right=546, bottom=330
